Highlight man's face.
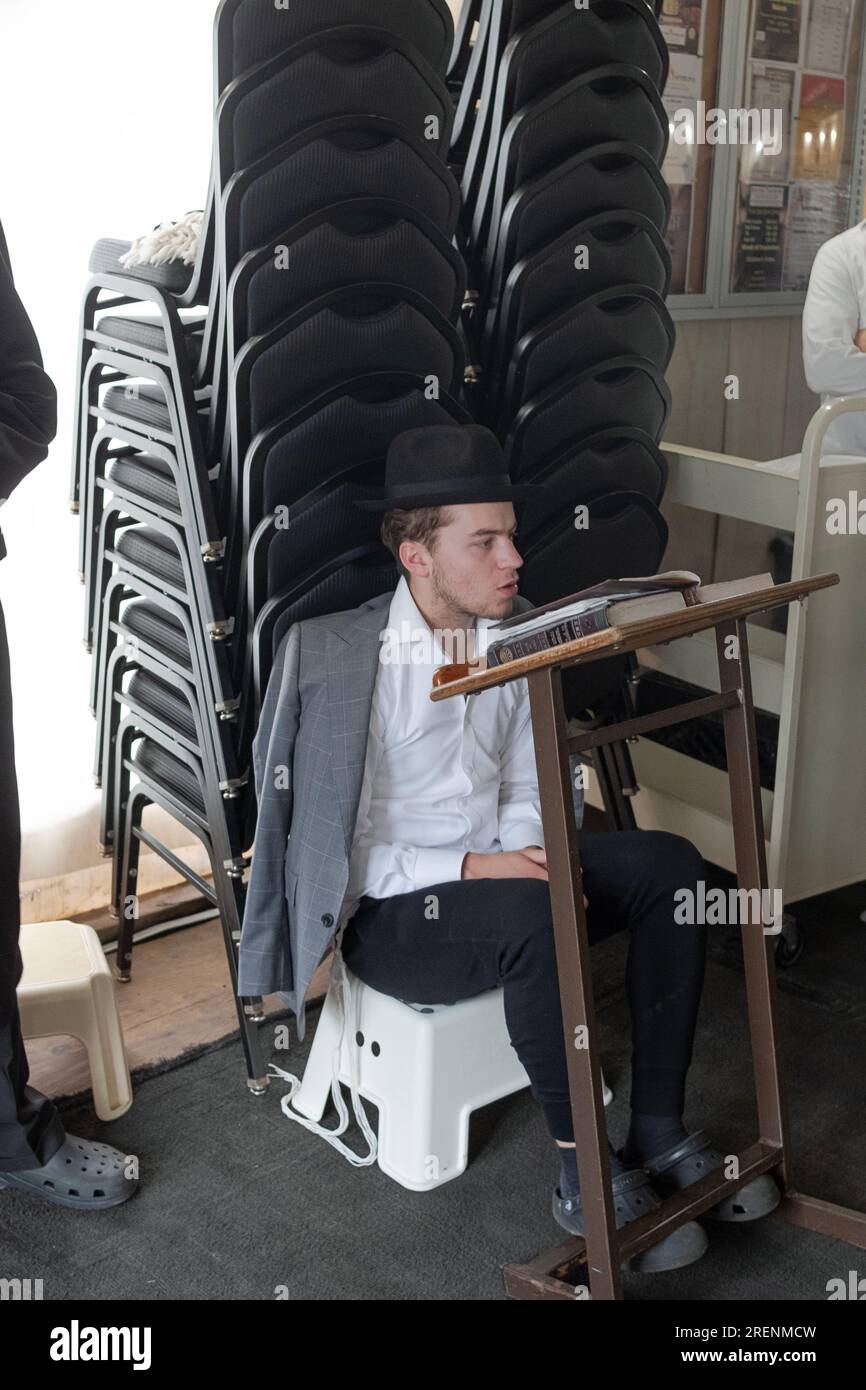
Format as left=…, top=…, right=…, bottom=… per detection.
left=421, top=501, right=525, bottom=620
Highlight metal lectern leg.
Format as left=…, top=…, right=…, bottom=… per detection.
left=718, top=617, right=866, bottom=1250
left=524, top=663, right=622, bottom=1300
left=715, top=617, right=793, bottom=1181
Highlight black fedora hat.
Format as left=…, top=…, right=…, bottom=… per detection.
left=353, top=424, right=538, bottom=511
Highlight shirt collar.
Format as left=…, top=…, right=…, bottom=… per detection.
left=384, top=576, right=494, bottom=664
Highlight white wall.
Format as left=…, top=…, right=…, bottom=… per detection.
left=0, top=0, right=214, bottom=880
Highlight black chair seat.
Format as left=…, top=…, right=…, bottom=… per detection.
left=127, top=670, right=198, bottom=743
left=95, top=315, right=204, bottom=361
left=107, top=454, right=182, bottom=514
left=102, top=384, right=172, bottom=433
left=131, top=738, right=206, bottom=817
left=114, top=526, right=185, bottom=590
left=122, top=601, right=192, bottom=670
left=88, top=239, right=193, bottom=292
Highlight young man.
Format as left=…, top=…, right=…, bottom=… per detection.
left=239, top=423, right=780, bottom=1272
left=0, top=216, right=137, bottom=1210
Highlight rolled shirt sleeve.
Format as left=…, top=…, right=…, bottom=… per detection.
left=358, top=842, right=469, bottom=898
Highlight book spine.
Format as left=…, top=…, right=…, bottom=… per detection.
left=487, top=607, right=612, bottom=667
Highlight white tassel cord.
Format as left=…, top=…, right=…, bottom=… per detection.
left=268, top=929, right=379, bottom=1168
left=119, top=210, right=204, bottom=269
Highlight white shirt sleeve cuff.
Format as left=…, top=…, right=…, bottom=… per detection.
left=413, top=846, right=470, bottom=888
left=498, top=821, right=545, bottom=853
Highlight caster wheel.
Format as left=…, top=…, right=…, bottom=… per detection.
left=775, top=913, right=804, bottom=967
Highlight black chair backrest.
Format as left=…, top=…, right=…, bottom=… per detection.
left=499, top=285, right=675, bottom=419
left=255, top=378, right=472, bottom=516
left=462, top=0, right=668, bottom=207
left=486, top=141, right=672, bottom=303
left=475, top=64, right=669, bottom=248
left=225, top=117, right=461, bottom=274
left=506, top=355, right=671, bottom=475
left=520, top=488, right=668, bottom=714
left=488, top=210, right=671, bottom=364
left=237, top=286, right=466, bottom=442
left=218, top=27, right=453, bottom=176
left=231, top=199, right=466, bottom=344
left=517, top=427, right=668, bottom=537
left=218, top=0, right=454, bottom=79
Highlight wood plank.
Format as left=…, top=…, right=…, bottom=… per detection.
left=724, top=318, right=788, bottom=461
left=665, top=319, right=730, bottom=452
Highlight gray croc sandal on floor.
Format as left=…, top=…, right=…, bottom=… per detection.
left=552, top=1166, right=709, bottom=1272
left=0, top=1134, right=139, bottom=1210
left=639, top=1129, right=782, bottom=1223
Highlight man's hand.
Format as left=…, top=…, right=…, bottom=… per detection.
left=461, top=845, right=589, bottom=907
left=854, top=328, right=866, bottom=352
left=461, top=847, right=548, bottom=881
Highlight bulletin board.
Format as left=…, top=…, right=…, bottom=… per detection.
left=660, top=0, right=866, bottom=316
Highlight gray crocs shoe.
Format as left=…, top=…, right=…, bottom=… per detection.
left=0, top=1134, right=139, bottom=1210
left=552, top=1166, right=709, bottom=1273
left=641, top=1129, right=782, bottom=1223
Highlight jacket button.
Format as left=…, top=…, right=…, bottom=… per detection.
left=321, top=913, right=334, bottom=929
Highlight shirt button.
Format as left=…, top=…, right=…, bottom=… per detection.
left=321, top=913, right=334, bottom=929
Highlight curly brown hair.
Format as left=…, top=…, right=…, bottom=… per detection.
left=380, top=506, right=453, bottom=581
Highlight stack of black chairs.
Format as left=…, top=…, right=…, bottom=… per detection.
left=451, top=0, right=675, bottom=824
left=71, top=0, right=678, bottom=1088
left=72, top=0, right=468, bottom=1088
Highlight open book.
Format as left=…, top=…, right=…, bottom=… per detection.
left=484, top=571, right=775, bottom=668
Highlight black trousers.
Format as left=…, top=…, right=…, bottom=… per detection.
left=342, top=829, right=708, bottom=1143
left=0, top=599, right=66, bottom=1171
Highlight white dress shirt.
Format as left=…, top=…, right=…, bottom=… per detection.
left=340, top=576, right=545, bottom=923
left=802, top=219, right=866, bottom=457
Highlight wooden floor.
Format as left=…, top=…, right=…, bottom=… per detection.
left=25, top=917, right=333, bottom=1102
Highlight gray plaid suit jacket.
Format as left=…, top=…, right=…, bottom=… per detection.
left=236, top=584, right=582, bottom=1041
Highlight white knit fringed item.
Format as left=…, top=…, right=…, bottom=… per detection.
left=119, top=210, right=204, bottom=269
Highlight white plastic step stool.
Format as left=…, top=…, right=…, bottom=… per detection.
left=17, top=920, right=133, bottom=1122
left=290, top=968, right=613, bottom=1191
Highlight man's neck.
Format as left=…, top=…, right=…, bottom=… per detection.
left=408, top=584, right=480, bottom=664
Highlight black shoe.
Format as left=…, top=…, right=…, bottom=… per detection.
left=0, top=1135, right=139, bottom=1210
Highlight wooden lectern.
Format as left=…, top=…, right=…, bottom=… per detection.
left=430, top=573, right=866, bottom=1300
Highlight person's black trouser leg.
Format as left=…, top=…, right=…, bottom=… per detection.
left=341, top=830, right=708, bottom=1143
left=0, top=599, right=66, bottom=1171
